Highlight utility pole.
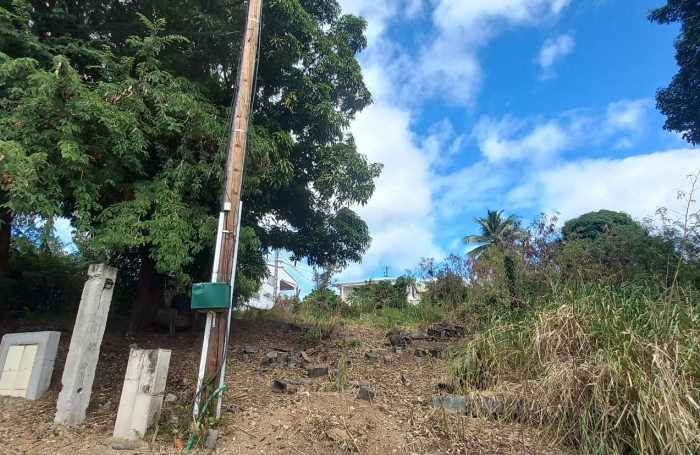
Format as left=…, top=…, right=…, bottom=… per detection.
left=272, top=249, right=279, bottom=302
left=194, top=0, right=263, bottom=420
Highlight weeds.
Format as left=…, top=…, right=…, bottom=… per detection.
left=448, top=280, right=700, bottom=454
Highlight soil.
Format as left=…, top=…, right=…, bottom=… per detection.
left=0, top=315, right=572, bottom=454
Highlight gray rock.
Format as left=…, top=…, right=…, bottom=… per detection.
left=164, top=393, right=178, bottom=403
left=243, top=353, right=249, bottom=361
left=388, top=334, right=402, bottom=346
left=480, top=395, right=504, bottom=415
left=300, top=351, right=312, bottom=363
left=348, top=380, right=371, bottom=388
left=356, top=385, right=376, bottom=401
left=262, top=351, right=277, bottom=365
left=415, top=349, right=427, bottom=357
left=410, top=331, right=425, bottom=340
left=384, top=355, right=393, bottom=365
left=276, top=351, right=288, bottom=364
left=365, top=350, right=379, bottom=362
left=395, top=346, right=404, bottom=354
left=306, top=364, right=329, bottom=378
left=431, top=395, right=467, bottom=413
left=429, top=348, right=442, bottom=359
left=205, top=429, right=219, bottom=449
left=244, top=347, right=256, bottom=355
left=111, top=441, right=144, bottom=450
left=271, top=379, right=288, bottom=393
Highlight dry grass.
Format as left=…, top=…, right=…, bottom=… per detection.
left=448, top=282, right=700, bottom=454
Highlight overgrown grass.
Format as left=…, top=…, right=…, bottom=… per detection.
left=448, top=279, right=700, bottom=454
left=270, top=299, right=448, bottom=331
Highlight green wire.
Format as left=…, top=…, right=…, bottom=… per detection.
left=184, top=384, right=227, bottom=451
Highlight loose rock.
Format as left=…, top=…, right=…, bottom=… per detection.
left=272, top=379, right=288, bottom=393
left=205, top=429, right=218, bottom=449
left=356, top=385, right=376, bottom=401
left=306, top=364, right=329, bottom=378
left=431, top=395, right=467, bottom=414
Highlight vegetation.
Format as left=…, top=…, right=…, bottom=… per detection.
left=0, top=0, right=381, bottom=324
left=462, top=209, right=519, bottom=259
left=286, top=170, right=700, bottom=454
left=649, top=1, right=700, bottom=144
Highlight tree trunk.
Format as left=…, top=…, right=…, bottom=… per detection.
left=0, top=211, right=12, bottom=288
left=131, top=245, right=166, bottom=329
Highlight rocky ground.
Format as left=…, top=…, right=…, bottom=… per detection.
left=0, top=315, right=571, bottom=454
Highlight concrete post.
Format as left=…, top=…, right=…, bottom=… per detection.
left=54, top=264, right=117, bottom=426
left=113, top=349, right=171, bottom=440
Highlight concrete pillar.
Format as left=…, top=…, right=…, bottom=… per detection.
left=113, top=349, right=171, bottom=440
left=54, top=264, right=117, bottom=426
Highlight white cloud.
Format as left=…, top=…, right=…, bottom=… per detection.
left=339, top=103, right=445, bottom=282
left=402, top=0, right=572, bottom=105
left=537, top=34, right=575, bottom=76
left=511, top=149, right=700, bottom=222
left=605, top=99, right=651, bottom=148
left=468, top=98, right=653, bottom=165
left=436, top=98, right=664, bottom=221
left=473, top=117, right=570, bottom=163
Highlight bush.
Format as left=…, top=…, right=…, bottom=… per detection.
left=448, top=280, right=700, bottom=454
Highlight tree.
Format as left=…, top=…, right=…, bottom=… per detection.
left=1, top=0, right=381, bottom=326
left=649, top=1, right=700, bottom=144
left=561, top=209, right=642, bottom=241
left=560, top=210, right=677, bottom=284
left=463, top=209, right=519, bottom=258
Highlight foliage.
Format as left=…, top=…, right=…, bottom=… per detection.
left=649, top=1, right=700, bottom=144
left=559, top=210, right=678, bottom=285
left=462, top=209, right=520, bottom=259
left=1, top=0, right=382, bottom=323
left=346, top=276, right=413, bottom=311
left=0, top=218, right=86, bottom=316
left=448, top=280, right=700, bottom=455
left=561, top=209, right=642, bottom=241
left=417, top=255, right=470, bottom=309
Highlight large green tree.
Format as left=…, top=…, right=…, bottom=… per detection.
left=1, top=0, right=381, bottom=326
left=560, top=210, right=677, bottom=283
left=649, top=1, right=700, bottom=144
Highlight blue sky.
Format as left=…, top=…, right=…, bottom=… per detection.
left=300, top=0, right=700, bottom=288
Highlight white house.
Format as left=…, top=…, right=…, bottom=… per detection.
left=335, top=277, right=424, bottom=305
left=247, top=262, right=297, bottom=309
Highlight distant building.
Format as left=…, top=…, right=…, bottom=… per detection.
left=335, top=277, right=424, bottom=305
left=247, top=262, right=297, bottom=309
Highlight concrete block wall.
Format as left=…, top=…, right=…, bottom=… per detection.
left=113, top=349, right=172, bottom=440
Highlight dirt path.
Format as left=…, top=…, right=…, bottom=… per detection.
left=0, top=317, right=570, bottom=454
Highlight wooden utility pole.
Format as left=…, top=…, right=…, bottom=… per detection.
left=194, top=0, right=263, bottom=419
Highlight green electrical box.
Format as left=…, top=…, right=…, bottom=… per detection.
left=191, top=282, right=231, bottom=310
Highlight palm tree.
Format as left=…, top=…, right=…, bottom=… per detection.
left=463, top=210, right=519, bottom=258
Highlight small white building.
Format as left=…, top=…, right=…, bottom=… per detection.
left=247, top=262, right=297, bottom=309
left=335, top=277, right=424, bottom=305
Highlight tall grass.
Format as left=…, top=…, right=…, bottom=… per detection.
left=448, top=280, right=700, bottom=454
left=272, top=296, right=447, bottom=331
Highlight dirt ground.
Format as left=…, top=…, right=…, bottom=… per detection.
left=0, top=315, right=571, bottom=455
